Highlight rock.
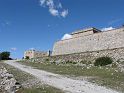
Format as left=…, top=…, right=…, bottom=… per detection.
left=5, top=73, right=14, bottom=79
left=0, top=67, right=21, bottom=93
left=15, top=82, right=22, bottom=89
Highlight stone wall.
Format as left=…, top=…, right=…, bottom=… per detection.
left=52, top=27, right=124, bottom=56
left=71, top=28, right=101, bottom=38
left=24, top=50, right=48, bottom=59
left=33, top=47, right=124, bottom=63
left=71, top=30, right=93, bottom=38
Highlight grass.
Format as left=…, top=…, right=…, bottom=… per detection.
left=17, top=86, right=63, bottom=93
left=18, top=60, right=124, bottom=92
left=0, top=60, right=6, bottom=62
left=0, top=61, right=64, bottom=93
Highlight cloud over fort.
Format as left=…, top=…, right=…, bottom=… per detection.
left=39, top=0, right=68, bottom=18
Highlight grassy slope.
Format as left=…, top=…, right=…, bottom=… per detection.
left=0, top=61, right=64, bottom=93
left=18, top=61, right=124, bottom=92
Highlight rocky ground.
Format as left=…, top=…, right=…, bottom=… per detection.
left=0, top=61, right=64, bottom=93
left=0, top=66, right=21, bottom=93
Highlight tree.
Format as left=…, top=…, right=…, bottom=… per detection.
left=0, top=53, right=1, bottom=60
left=25, top=56, right=29, bottom=59
left=1, top=51, right=10, bottom=60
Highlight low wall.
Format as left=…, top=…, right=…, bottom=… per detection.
left=33, top=47, right=124, bottom=63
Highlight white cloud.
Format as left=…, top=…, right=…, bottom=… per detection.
left=11, top=48, right=17, bottom=51
left=49, top=8, right=59, bottom=16
left=61, top=10, right=68, bottom=18
left=61, top=34, right=72, bottom=40
left=39, top=0, right=68, bottom=18
left=48, top=24, right=51, bottom=27
left=40, top=0, right=46, bottom=6
left=101, top=27, right=115, bottom=31
left=58, top=3, right=62, bottom=8
left=46, top=0, right=54, bottom=8
left=5, top=21, right=10, bottom=25
left=0, top=20, right=10, bottom=27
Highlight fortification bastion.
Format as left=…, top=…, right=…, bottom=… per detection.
left=52, top=27, right=124, bottom=56
left=50, top=27, right=124, bottom=62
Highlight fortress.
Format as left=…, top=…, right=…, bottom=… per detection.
left=51, top=27, right=124, bottom=62
left=52, top=27, right=124, bottom=56
left=24, top=50, right=48, bottom=59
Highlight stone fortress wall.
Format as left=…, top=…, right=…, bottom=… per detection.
left=52, top=27, right=124, bottom=56
left=24, top=50, right=48, bottom=59
left=36, top=47, right=124, bottom=63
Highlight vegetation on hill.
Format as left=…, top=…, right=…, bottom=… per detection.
left=94, top=56, right=113, bottom=66
left=0, top=51, right=12, bottom=60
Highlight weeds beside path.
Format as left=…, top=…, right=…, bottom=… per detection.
left=0, top=61, right=64, bottom=93
left=17, top=60, right=124, bottom=92
left=4, top=60, right=120, bottom=93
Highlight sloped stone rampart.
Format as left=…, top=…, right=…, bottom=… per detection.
left=52, top=27, right=124, bottom=56
left=31, top=47, right=124, bottom=63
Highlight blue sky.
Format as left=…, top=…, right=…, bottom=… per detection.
left=0, top=0, right=124, bottom=58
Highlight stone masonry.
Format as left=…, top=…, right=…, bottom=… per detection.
left=52, top=27, right=124, bottom=56
left=24, top=50, right=48, bottom=59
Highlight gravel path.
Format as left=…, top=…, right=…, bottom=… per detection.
left=5, top=60, right=119, bottom=93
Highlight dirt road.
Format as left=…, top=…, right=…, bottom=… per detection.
left=5, top=60, right=119, bottom=93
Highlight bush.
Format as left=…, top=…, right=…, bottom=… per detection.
left=94, top=56, right=113, bottom=66
left=80, top=60, right=92, bottom=65
left=0, top=51, right=10, bottom=60
left=45, top=58, right=49, bottom=62
left=25, top=56, right=29, bottom=60
left=51, top=61, right=56, bottom=64
left=66, top=60, right=77, bottom=64
left=80, top=60, right=87, bottom=64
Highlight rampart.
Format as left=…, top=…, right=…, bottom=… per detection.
left=24, top=50, right=48, bottom=59
left=52, top=27, right=124, bottom=56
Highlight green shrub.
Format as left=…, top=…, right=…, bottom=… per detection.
left=94, top=56, right=113, bottom=66
left=66, top=60, right=77, bottom=64
left=51, top=61, right=56, bottom=64
left=111, top=63, right=118, bottom=68
left=0, top=51, right=10, bottom=60
left=80, top=60, right=92, bottom=65
left=80, top=60, right=87, bottom=64
left=25, top=56, right=29, bottom=60
left=72, top=62, right=77, bottom=64
left=45, top=58, right=49, bottom=62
